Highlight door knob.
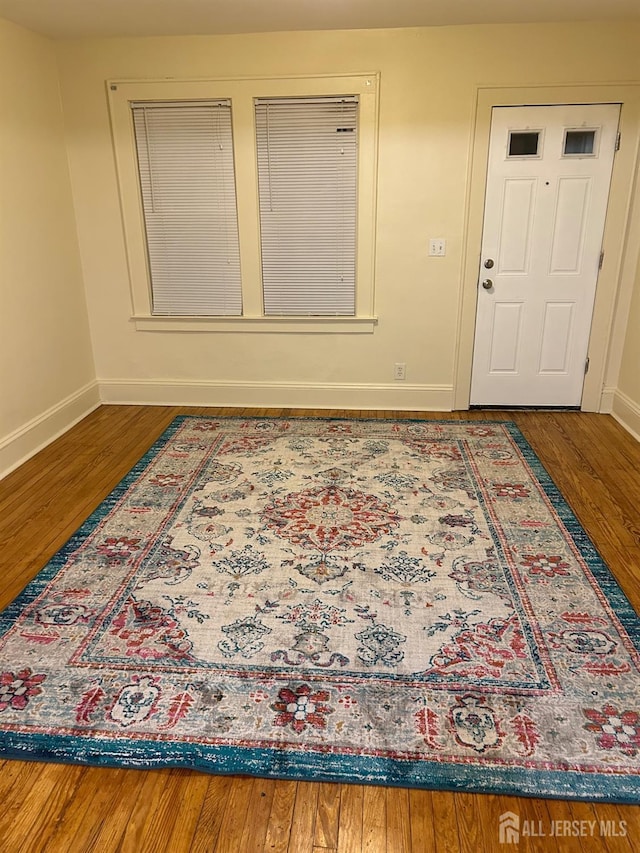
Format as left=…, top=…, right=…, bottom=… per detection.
left=482, top=279, right=493, bottom=290
left=484, top=258, right=494, bottom=269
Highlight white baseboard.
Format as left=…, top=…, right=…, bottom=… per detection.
left=98, top=378, right=455, bottom=412
left=0, top=381, right=101, bottom=480
left=599, top=387, right=616, bottom=414
left=611, top=389, right=640, bottom=442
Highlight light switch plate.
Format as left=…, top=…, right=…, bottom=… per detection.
left=428, top=238, right=446, bottom=256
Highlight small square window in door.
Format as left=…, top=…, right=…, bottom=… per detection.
left=508, top=131, right=540, bottom=157
left=563, top=129, right=597, bottom=156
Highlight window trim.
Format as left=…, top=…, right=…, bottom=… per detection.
left=107, top=74, right=380, bottom=333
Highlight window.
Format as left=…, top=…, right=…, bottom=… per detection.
left=108, top=75, right=378, bottom=332
left=255, top=97, right=358, bottom=316
left=507, top=130, right=541, bottom=158
left=131, top=101, right=242, bottom=316
left=563, top=129, right=597, bottom=157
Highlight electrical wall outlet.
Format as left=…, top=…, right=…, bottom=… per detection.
left=428, top=238, right=446, bottom=257
left=394, top=363, right=406, bottom=381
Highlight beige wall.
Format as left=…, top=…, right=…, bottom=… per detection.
left=0, top=18, right=97, bottom=474
left=614, top=264, right=640, bottom=434
left=619, top=269, right=640, bottom=398
left=53, top=23, right=640, bottom=411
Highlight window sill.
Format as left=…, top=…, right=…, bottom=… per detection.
left=131, top=315, right=378, bottom=334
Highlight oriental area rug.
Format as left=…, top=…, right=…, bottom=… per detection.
left=1, top=417, right=639, bottom=802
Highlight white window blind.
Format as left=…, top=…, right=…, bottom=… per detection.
left=132, top=101, right=242, bottom=316
left=255, top=97, right=358, bottom=316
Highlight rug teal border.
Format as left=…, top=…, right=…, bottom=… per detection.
left=0, top=728, right=638, bottom=802
left=1, top=416, right=639, bottom=803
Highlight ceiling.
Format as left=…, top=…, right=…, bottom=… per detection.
left=0, top=0, right=639, bottom=40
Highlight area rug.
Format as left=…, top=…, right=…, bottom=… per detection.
left=1, top=417, right=639, bottom=802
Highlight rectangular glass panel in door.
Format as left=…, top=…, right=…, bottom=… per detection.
left=563, top=130, right=596, bottom=156
left=508, top=131, right=540, bottom=157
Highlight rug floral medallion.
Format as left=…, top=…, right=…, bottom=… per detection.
left=1, top=417, right=639, bottom=801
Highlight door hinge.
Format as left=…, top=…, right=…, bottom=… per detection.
left=615, top=131, right=621, bottom=151
left=599, top=250, right=605, bottom=270
left=585, top=356, right=590, bottom=375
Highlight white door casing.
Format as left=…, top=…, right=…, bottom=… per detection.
left=470, top=104, right=620, bottom=407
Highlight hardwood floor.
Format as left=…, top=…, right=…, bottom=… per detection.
left=0, top=405, right=638, bottom=852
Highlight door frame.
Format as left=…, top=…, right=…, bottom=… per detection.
left=454, top=84, right=640, bottom=412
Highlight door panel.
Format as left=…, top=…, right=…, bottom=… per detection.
left=499, top=179, right=536, bottom=273
left=549, top=178, right=590, bottom=273
left=489, top=303, right=523, bottom=372
left=471, top=104, right=620, bottom=407
left=539, top=303, right=574, bottom=373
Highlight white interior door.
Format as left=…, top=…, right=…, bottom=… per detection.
left=470, top=104, right=620, bottom=407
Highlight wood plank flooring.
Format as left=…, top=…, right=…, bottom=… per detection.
left=0, top=405, right=639, bottom=852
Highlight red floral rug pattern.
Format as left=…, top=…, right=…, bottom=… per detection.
left=0, top=417, right=638, bottom=801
